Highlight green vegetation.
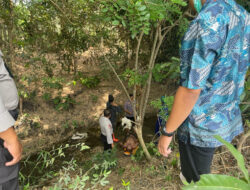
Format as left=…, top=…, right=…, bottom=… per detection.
left=0, top=0, right=249, bottom=189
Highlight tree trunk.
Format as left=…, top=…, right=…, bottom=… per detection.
left=73, top=53, right=78, bottom=75
left=19, top=97, right=23, bottom=115
left=134, top=124, right=151, bottom=161
left=7, top=0, right=14, bottom=69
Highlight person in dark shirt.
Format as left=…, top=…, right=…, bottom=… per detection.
left=106, top=94, right=122, bottom=142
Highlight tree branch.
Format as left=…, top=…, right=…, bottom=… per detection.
left=133, top=31, right=144, bottom=120
left=139, top=25, right=159, bottom=126
left=48, top=0, right=75, bottom=25
left=238, top=130, right=250, bottom=153
left=103, top=55, right=132, bottom=106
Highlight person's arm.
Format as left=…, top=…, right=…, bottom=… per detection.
left=0, top=97, right=22, bottom=166
left=166, top=86, right=200, bottom=133
left=158, top=86, right=200, bottom=157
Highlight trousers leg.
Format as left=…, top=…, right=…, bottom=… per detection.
left=179, top=139, right=215, bottom=183
left=101, top=134, right=112, bottom=151
left=0, top=177, right=19, bottom=190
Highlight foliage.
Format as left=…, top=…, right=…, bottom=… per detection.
left=214, top=136, right=249, bottom=183
left=43, top=93, right=76, bottom=111
left=132, top=142, right=160, bottom=161
left=90, top=94, right=98, bottom=103
left=20, top=143, right=89, bottom=187
left=101, top=0, right=187, bottom=38
left=121, top=179, right=131, bottom=190
left=53, top=95, right=76, bottom=111
left=240, top=70, right=250, bottom=118
left=236, top=0, right=250, bottom=12
left=101, top=0, right=187, bottom=160
left=42, top=77, right=63, bottom=90
left=122, top=68, right=148, bottom=87
left=151, top=95, right=174, bottom=121
left=183, top=174, right=250, bottom=190
left=183, top=135, right=250, bottom=190
left=50, top=148, right=117, bottom=189
left=152, top=57, right=180, bottom=82
left=80, top=75, right=100, bottom=88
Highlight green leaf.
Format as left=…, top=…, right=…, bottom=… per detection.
left=183, top=174, right=250, bottom=190
left=138, top=5, right=146, bottom=11
left=102, top=8, right=108, bottom=13
left=214, top=135, right=249, bottom=183
left=112, top=20, right=120, bottom=26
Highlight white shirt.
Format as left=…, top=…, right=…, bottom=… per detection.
left=0, top=50, right=19, bottom=132
left=99, top=116, right=113, bottom=144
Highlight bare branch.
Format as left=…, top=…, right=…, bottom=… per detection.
left=103, top=55, right=132, bottom=106
left=133, top=31, right=144, bottom=119
left=139, top=26, right=159, bottom=123
left=238, top=130, right=250, bottom=153
left=141, top=25, right=162, bottom=122
left=48, top=0, right=75, bottom=25
left=184, top=9, right=197, bottom=18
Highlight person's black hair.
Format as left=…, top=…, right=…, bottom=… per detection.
left=104, top=109, right=111, bottom=117
left=129, top=93, right=133, bottom=97
left=108, top=94, right=114, bottom=103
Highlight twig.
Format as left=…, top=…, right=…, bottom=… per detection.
left=240, top=102, right=250, bottom=105
left=214, top=145, right=250, bottom=156
left=140, top=25, right=159, bottom=123
left=238, top=130, right=250, bottom=153
left=133, top=31, right=144, bottom=119
left=48, top=0, right=75, bottom=25
left=184, top=10, right=197, bottom=18
left=103, top=55, right=132, bottom=105
left=219, top=154, right=227, bottom=173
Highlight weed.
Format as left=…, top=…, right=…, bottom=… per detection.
left=42, top=92, right=52, bottom=101
left=90, top=94, right=98, bottom=103
left=80, top=76, right=100, bottom=88
left=53, top=95, right=76, bottom=111
left=122, top=179, right=131, bottom=190
left=132, top=142, right=160, bottom=161
left=19, top=143, right=89, bottom=188
left=42, top=77, right=64, bottom=90
left=118, top=167, right=125, bottom=176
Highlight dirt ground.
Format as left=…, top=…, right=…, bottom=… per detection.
left=13, top=52, right=249, bottom=190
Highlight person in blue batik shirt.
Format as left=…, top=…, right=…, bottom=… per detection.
left=155, top=96, right=168, bottom=138
left=158, top=0, right=249, bottom=183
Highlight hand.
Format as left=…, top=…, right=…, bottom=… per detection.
left=4, top=139, right=22, bottom=166
left=111, top=143, right=114, bottom=148
left=158, top=136, right=173, bottom=157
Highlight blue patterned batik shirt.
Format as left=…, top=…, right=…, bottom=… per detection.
left=177, top=0, right=250, bottom=147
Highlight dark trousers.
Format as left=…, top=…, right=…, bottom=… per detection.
left=101, top=134, right=112, bottom=151
left=0, top=177, right=19, bottom=190
left=179, top=138, right=215, bottom=183
left=0, top=109, right=19, bottom=190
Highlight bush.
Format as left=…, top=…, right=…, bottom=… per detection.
left=80, top=76, right=100, bottom=88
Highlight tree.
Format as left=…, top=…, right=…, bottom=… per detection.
left=100, top=0, right=189, bottom=160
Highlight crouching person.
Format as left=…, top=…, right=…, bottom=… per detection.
left=122, top=134, right=139, bottom=156
left=100, top=109, right=114, bottom=151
